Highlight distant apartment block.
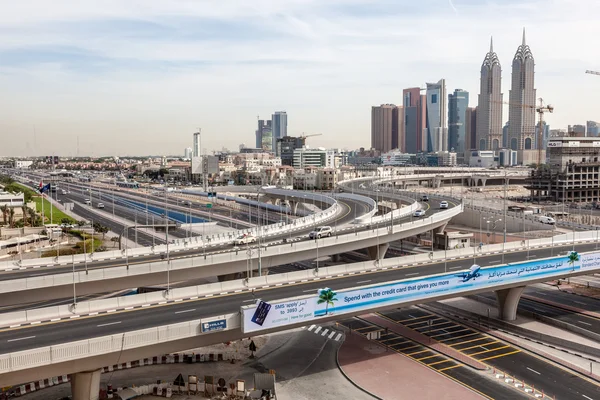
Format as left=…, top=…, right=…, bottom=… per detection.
left=403, top=88, right=426, bottom=154
left=371, top=104, right=404, bottom=153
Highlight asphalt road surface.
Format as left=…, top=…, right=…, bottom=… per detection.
left=1, top=242, right=599, bottom=354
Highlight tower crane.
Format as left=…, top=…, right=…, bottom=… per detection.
left=492, top=98, right=554, bottom=166
left=585, top=70, right=600, bottom=76
left=300, top=133, right=323, bottom=140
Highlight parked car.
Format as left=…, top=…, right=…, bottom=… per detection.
left=234, top=234, right=256, bottom=245
left=413, top=209, right=426, bottom=217
left=309, top=226, right=333, bottom=239
left=439, top=201, right=449, bottom=209
left=420, top=195, right=429, bottom=202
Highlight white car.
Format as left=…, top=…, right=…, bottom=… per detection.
left=309, top=226, right=333, bottom=239
left=413, top=209, right=426, bottom=217
left=234, top=234, right=256, bottom=246
left=439, top=201, right=449, bottom=209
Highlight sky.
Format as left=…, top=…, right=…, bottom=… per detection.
left=1, top=0, right=599, bottom=157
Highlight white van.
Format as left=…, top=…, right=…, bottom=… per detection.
left=538, top=216, right=555, bottom=225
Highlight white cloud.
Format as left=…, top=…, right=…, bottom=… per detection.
left=1, top=0, right=600, bottom=156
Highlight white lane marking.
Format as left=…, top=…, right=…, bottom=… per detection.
left=577, top=321, right=592, bottom=326
left=7, top=336, right=35, bottom=342
left=526, top=367, right=541, bottom=375
left=449, top=266, right=463, bottom=270
left=356, top=280, right=371, bottom=284
left=487, top=259, right=502, bottom=264
left=314, top=326, right=322, bottom=334
left=242, top=299, right=256, bottom=303
left=321, top=329, right=329, bottom=336
left=582, top=395, right=593, bottom=400
left=328, top=331, right=336, bottom=339
left=335, top=333, right=342, bottom=341
left=573, top=301, right=587, bottom=305
left=97, top=321, right=122, bottom=327
left=303, top=289, right=316, bottom=293
left=175, top=309, right=196, bottom=314
left=405, top=272, right=419, bottom=276
left=308, top=325, right=316, bottom=332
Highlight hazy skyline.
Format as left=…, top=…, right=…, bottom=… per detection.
left=1, top=0, right=599, bottom=157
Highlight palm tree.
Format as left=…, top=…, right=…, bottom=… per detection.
left=317, top=288, right=338, bottom=315
left=0, top=205, right=7, bottom=225
left=568, top=251, right=579, bottom=270
left=21, top=206, right=28, bottom=226
left=8, top=208, right=15, bottom=228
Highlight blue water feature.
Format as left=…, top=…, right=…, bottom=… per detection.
left=113, top=196, right=206, bottom=224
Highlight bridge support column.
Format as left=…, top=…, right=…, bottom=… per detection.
left=367, top=243, right=389, bottom=261
left=331, top=254, right=341, bottom=262
left=495, top=286, right=526, bottom=321
left=70, top=369, right=102, bottom=400
left=288, top=201, right=300, bottom=215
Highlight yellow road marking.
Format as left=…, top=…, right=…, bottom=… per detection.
left=396, top=314, right=433, bottom=323
left=469, top=345, right=511, bottom=357
left=417, top=354, right=442, bottom=361
left=458, top=340, right=500, bottom=352
left=430, top=328, right=470, bottom=338
left=478, top=349, right=521, bottom=361
left=450, top=336, right=490, bottom=347
left=397, top=344, right=421, bottom=351
left=428, top=359, right=454, bottom=367
left=440, top=332, right=479, bottom=342
left=407, top=349, right=430, bottom=356
left=381, top=338, right=409, bottom=344
left=438, top=364, right=463, bottom=372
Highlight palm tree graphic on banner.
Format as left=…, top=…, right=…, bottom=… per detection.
left=317, top=288, right=338, bottom=315
left=568, top=251, right=579, bottom=270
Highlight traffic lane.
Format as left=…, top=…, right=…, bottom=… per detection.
left=1, top=242, right=599, bottom=352
left=0, top=197, right=452, bottom=280
left=381, top=307, right=600, bottom=400
left=524, top=286, right=600, bottom=313
left=476, top=293, right=600, bottom=334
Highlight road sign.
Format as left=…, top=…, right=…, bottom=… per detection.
left=206, top=203, right=212, bottom=208
left=201, top=319, right=227, bottom=333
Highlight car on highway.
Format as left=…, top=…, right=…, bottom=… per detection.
left=234, top=234, right=256, bottom=246
left=439, top=201, right=449, bottom=209
left=413, top=209, right=426, bottom=217
left=182, top=200, right=192, bottom=206
left=309, top=226, right=333, bottom=239
left=84, top=199, right=91, bottom=205
left=96, top=202, right=105, bottom=209
left=420, top=195, right=429, bottom=202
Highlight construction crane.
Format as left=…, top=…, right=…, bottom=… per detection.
left=300, top=133, right=323, bottom=140
left=493, top=98, right=554, bottom=166
left=585, top=70, right=600, bottom=76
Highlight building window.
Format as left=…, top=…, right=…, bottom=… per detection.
left=431, top=94, right=437, bottom=104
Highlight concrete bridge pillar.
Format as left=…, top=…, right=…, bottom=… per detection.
left=288, top=201, right=300, bottom=215
left=495, top=286, right=526, bottom=321
left=331, top=254, right=341, bottom=262
left=70, top=369, right=102, bottom=400
left=367, top=243, right=389, bottom=261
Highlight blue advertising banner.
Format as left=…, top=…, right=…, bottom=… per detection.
left=241, top=250, right=590, bottom=333
left=201, top=319, right=227, bottom=333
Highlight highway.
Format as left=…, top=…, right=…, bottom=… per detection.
left=372, top=306, right=600, bottom=400
left=1, top=242, right=599, bottom=354
left=0, top=192, right=431, bottom=282
left=524, top=285, right=600, bottom=312
left=474, top=291, right=600, bottom=336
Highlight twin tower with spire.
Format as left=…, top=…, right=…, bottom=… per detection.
left=477, top=29, right=537, bottom=165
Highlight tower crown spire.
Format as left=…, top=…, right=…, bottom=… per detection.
left=522, top=27, right=526, bottom=45
left=490, top=36, right=493, bottom=52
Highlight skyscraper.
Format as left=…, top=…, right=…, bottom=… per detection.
left=477, top=37, right=503, bottom=151
left=371, top=104, right=404, bottom=153
left=508, top=29, right=536, bottom=158
left=448, top=89, right=469, bottom=154
left=403, top=88, right=427, bottom=154
left=425, top=79, right=448, bottom=152
left=256, top=119, right=272, bottom=150
left=272, top=111, right=288, bottom=151
left=587, top=121, right=600, bottom=137
left=465, top=107, right=477, bottom=152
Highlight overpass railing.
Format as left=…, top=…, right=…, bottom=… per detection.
left=0, top=204, right=463, bottom=296
left=0, top=190, right=344, bottom=271
left=1, top=230, right=599, bottom=376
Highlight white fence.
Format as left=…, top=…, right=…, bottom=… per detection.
left=0, top=205, right=463, bottom=295
left=0, top=314, right=240, bottom=374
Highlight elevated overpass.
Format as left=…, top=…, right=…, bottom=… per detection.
left=0, top=235, right=599, bottom=394
left=0, top=203, right=461, bottom=304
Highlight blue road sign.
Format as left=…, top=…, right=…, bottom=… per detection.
left=201, top=319, right=227, bottom=333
